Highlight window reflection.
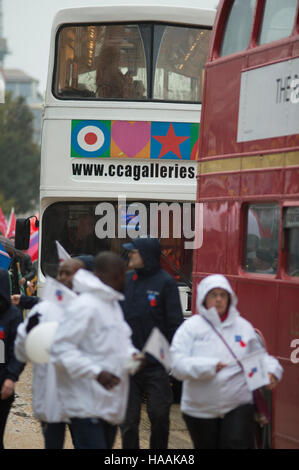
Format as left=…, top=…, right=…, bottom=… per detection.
left=259, top=0, right=297, bottom=45
left=56, top=24, right=147, bottom=100
left=41, top=201, right=194, bottom=284
left=244, top=204, right=280, bottom=275
left=284, top=207, right=299, bottom=277
left=220, top=0, right=256, bottom=57
left=55, top=23, right=210, bottom=103
left=153, top=26, right=211, bottom=102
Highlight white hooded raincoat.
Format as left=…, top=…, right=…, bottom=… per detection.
left=50, top=269, right=137, bottom=425
left=170, top=275, right=283, bottom=419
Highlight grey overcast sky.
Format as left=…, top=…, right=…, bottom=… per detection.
left=3, top=0, right=218, bottom=95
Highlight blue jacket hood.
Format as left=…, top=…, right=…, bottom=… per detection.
left=130, top=237, right=161, bottom=274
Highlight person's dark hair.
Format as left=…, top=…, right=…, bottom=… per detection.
left=94, top=251, right=125, bottom=275
left=74, top=255, right=95, bottom=272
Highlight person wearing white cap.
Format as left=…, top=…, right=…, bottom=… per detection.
left=170, top=274, right=283, bottom=449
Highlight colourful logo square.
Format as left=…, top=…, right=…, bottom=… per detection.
left=71, top=120, right=111, bottom=158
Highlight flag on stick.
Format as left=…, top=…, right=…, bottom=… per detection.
left=28, top=231, right=39, bottom=262
left=241, top=350, right=270, bottom=391
left=6, top=207, right=16, bottom=239
left=55, top=241, right=71, bottom=262
left=0, top=208, right=7, bottom=236
left=143, top=327, right=171, bottom=371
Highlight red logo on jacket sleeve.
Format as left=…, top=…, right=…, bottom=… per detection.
left=0, top=327, right=5, bottom=340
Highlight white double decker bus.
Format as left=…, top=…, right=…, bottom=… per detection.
left=40, top=0, right=215, bottom=313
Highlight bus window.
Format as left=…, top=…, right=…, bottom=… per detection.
left=55, top=24, right=147, bottom=100
left=153, top=25, right=211, bottom=102
left=41, top=201, right=194, bottom=284
left=54, top=22, right=211, bottom=103
left=219, top=0, right=256, bottom=57
left=283, top=207, right=299, bottom=277
left=258, top=0, right=297, bottom=45
left=243, top=204, right=280, bottom=274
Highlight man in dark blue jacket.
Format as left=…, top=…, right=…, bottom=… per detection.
left=0, top=268, right=24, bottom=448
left=121, top=237, right=183, bottom=449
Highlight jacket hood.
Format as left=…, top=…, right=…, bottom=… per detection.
left=73, top=269, right=124, bottom=301
left=129, top=237, right=161, bottom=274
left=74, top=255, right=95, bottom=272
left=196, top=274, right=238, bottom=316
left=0, top=268, right=11, bottom=307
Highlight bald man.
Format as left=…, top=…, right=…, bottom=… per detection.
left=51, top=252, right=140, bottom=449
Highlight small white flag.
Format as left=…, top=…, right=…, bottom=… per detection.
left=143, top=327, right=171, bottom=371
left=241, top=350, right=270, bottom=391
left=55, top=240, right=71, bottom=262
left=41, top=276, right=77, bottom=307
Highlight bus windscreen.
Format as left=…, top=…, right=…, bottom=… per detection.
left=54, top=23, right=211, bottom=103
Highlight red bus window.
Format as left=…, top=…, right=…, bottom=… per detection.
left=283, top=207, right=299, bottom=277
left=258, top=0, right=297, bottom=45
left=219, top=0, right=256, bottom=57
left=243, top=204, right=279, bottom=275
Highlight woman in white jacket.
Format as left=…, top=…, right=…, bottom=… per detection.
left=170, top=274, right=282, bottom=449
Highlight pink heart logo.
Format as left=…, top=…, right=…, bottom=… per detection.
left=112, top=121, right=151, bottom=157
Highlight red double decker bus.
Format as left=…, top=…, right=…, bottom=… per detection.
left=193, top=0, right=299, bottom=448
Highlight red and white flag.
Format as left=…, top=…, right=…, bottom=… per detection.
left=6, top=207, right=16, bottom=238
left=143, top=327, right=171, bottom=371
left=55, top=240, right=71, bottom=262
left=241, top=350, right=270, bottom=391
left=0, top=208, right=7, bottom=236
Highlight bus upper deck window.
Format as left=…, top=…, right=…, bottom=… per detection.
left=243, top=204, right=279, bottom=275
left=219, top=0, right=256, bottom=57
left=283, top=207, right=299, bottom=278
left=153, top=25, right=211, bottom=103
left=258, top=0, right=297, bottom=45
left=55, top=24, right=147, bottom=100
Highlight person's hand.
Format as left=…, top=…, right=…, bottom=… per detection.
left=266, top=373, right=279, bottom=390
left=1, top=379, right=15, bottom=400
left=216, top=362, right=227, bottom=373
left=132, top=353, right=146, bottom=374
left=11, top=295, right=21, bottom=305
left=19, top=277, right=26, bottom=286
left=96, top=371, right=120, bottom=391
left=27, top=282, right=35, bottom=295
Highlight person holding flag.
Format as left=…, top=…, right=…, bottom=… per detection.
left=170, top=274, right=283, bottom=449
left=14, top=258, right=84, bottom=449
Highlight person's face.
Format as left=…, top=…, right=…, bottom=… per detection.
left=57, top=260, right=83, bottom=289
left=205, top=288, right=230, bottom=316
left=128, top=249, right=144, bottom=269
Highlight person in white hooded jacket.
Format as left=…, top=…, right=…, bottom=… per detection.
left=50, top=251, right=140, bottom=450
left=14, top=258, right=83, bottom=449
left=170, top=274, right=283, bottom=449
